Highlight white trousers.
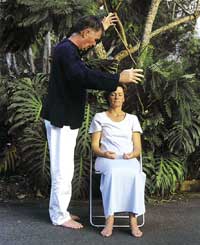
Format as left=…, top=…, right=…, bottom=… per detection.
left=45, top=120, right=79, bottom=225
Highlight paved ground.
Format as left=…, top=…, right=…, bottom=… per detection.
left=0, top=194, right=200, bottom=245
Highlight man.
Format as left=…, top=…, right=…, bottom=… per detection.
left=41, top=13, right=143, bottom=229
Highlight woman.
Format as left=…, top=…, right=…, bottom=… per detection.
left=89, top=84, right=145, bottom=237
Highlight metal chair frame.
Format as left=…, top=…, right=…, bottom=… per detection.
left=89, top=152, right=145, bottom=228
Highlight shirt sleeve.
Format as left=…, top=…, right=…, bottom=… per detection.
left=132, top=115, right=143, bottom=133
left=58, top=44, right=119, bottom=91
left=89, top=114, right=102, bottom=133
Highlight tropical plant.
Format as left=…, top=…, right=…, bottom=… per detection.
left=143, top=153, right=185, bottom=197
left=73, top=103, right=94, bottom=199
left=0, top=0, right=98, bottom=52
left=1, top=0, right=200, bottom=200
left=19, top=122, right=50, bottom=192
left=0, top=144, right=18, bottom=174
left=6, top=73, right=50, bottom=192
left=0, top=76, right=19, bottom=174
left=186, top=147, right=200, bottom=180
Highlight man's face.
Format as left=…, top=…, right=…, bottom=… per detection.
left=80, top=28, right=102, bottom=50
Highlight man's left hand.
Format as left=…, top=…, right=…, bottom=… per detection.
left=102, top=13, right=118, bottom=31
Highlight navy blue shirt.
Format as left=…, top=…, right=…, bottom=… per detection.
left=41, top=38, right=119, bottom=129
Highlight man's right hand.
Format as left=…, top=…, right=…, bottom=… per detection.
left=119, top=68, right=144, bottom=84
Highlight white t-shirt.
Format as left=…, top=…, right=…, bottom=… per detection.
left=89, top=112, right=142, bottom=156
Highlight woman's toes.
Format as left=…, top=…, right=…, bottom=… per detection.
left=101, top=227, right=113, bottom=237
left=131, top=227, right=143, bottom=238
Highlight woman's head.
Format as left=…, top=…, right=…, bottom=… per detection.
left=104, top=84, right=127, bottom=108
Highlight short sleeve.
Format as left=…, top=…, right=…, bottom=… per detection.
left=89, top=113, right=102, bottom=133
left=132, top=115, right=143, bottom=133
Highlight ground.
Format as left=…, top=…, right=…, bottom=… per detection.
left=0, top=174, right=199, bottom=203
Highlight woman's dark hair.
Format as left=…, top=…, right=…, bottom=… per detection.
left=68, top=15, right=104, bottom=36
left=104, top=84, right=127, bottom=106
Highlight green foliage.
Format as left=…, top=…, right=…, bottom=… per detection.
left=8, top=74, right=47, bottom=133
left=5, top=73, right=50, bottom=192
left=73, top=103, right=94, bottom=199
left=187, top=147, right=200, bottom=180
left=143, top=153, right=185, bottom=197
left=19, top=122, right=50, bottom=192
left=0, top=145, right=18, bottom=174
left=0, top=76, right=19, bottom=174
left=141, top=58, right=200, bottom=158
left=1, top=0, right=200, bottom=200
left=0, top=0, right=98, bottom=51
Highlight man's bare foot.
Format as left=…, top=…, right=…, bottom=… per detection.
left=129, top=214, right=143, bottom=238
left=101, top=215, right=114, bottom=237
left=61, top=219, right=83, bottom=229
left=70, top=214, right=80, bottom=221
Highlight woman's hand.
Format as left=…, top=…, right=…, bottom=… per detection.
left=123, top=152, right=134, bottom=159
left=102, top=13, right=118, bottom=31
left=103, top=151, right=117, bottom=159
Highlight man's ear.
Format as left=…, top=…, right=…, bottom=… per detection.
left=81, top=28, right=90, bottom=38
left=80, top=30, right=85, bottom=38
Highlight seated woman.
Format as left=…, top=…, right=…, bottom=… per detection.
left=89, top=84, right=145, bottom=238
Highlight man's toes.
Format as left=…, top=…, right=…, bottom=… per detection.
left=61, top=220, right=83, bottom=229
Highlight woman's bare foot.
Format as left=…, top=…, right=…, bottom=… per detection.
left=129, top=214, right=143, bottom=238
left=101, top=215, right=114, bottom=237
left=70, top=214, right=80, bottom=221
left=61, top=219, right=83, bottom=229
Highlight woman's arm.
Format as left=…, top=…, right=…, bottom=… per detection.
left=91, top=132, right=117, bottom=159
left=123, top=132, right=142, bottom=159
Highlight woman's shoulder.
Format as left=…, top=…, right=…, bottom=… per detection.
left=126, top=113, right=139, bottom=121
left=93, top=111, right=106, bottom=120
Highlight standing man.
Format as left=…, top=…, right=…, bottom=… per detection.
left=41, top=13, right=143, bottom=229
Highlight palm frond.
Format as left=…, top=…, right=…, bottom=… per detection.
left=167, top=117, right=200, bottom=155
left=153, top=154, right=185, bottom=197
left=73, top=103, right=94, bottom=199
left=8, top=74, right=47, bottom=133
left=19, top=122, right=50, bottom=192
left=0, top=145, right=18, bottom=174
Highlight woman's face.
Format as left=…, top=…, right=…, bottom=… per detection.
left=108, top=86, right=125, bottom=108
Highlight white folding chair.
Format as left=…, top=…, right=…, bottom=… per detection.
left=89, top=152, right=145, bottom=228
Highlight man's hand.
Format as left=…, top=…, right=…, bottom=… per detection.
left=102, top=13, right=118, bottom=31
left=103, top=151, right=117, bottom=159
left=119, top=68, right=144, bottom=84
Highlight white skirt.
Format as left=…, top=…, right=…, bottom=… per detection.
left=95, top=157, right=146, bottom=218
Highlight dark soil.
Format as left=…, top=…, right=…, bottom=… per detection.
left=0, top=175, right=46, bottom=202
left=1, top=175, right=199, bottom=203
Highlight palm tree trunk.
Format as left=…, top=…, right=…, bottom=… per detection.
left=28, top=47, right=35, bottom=74
left=138, top=0, right=162, bottom=66
left=43, top=31, right=51, bottom=74
left=114, top=12, right=200, bottom=61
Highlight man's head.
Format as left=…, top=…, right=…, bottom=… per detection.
left=69, top=15, right=104, bottom=50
